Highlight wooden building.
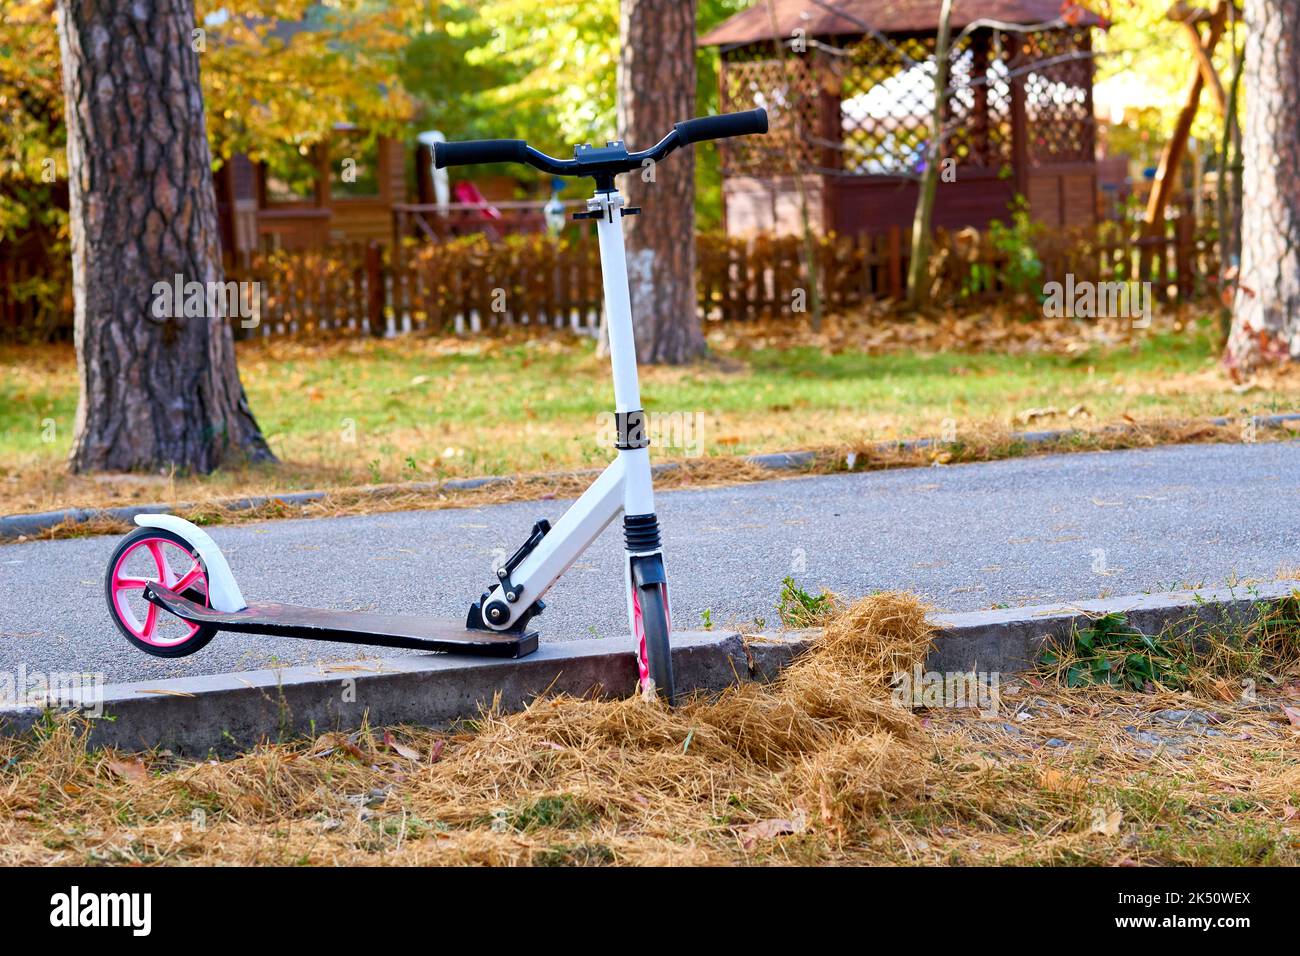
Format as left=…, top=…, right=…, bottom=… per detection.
left=699, top=0, right=1102, bottom=237
left=214, top=129, right=408, bottom=264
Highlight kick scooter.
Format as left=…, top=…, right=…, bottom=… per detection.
left=104, top=107, right=769, bottom=701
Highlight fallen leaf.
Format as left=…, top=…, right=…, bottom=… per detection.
left=1211, top=680, right=1238, bottom=703
left=382, top=730, right=421, bottom=762
left=1282, top=705, right=1300, bottom=729
left=106, top=758, right=148, bottom=783
left=739, top=810, right=808, bottom=849
left=429, top=739, right=446, bottom=763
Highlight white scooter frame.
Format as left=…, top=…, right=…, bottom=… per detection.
left=477, top=188, right=660, bottom=631
left=105, top=108, right=770, bottom=702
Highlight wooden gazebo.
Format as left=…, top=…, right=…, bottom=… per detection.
left=700, top=0, right=1103, bottom=237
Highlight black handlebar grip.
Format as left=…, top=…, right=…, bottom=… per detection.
left=433, top=139, right=529, bottom=169
left=673, top=108, right=768, bottom=146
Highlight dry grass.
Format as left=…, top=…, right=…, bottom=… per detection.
left=2, top=592, right=1297, bottom=866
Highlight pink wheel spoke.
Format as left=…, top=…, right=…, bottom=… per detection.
left=113, top=576, right=154, bottom=591
left=146, top=540, right=172, bottom=585
left=143, top=602, right=158, bottom=637
left=172, top=560, right=203, bottom=593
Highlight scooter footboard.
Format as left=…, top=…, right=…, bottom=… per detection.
left=145, top=584, right=537, bottom=658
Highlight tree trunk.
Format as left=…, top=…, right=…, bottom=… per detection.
left=905, top=0, right=953, bottom=309
left=57, top=0, right=273, bottom=473
left=1225, top=0, right=1300, bottom=371
left=617, top=0, right=705, bottom=365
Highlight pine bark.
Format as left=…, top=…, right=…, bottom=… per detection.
left=617, top=0, right=706, bottom=365
left=57, top=0, right=273, bottom=472
left=1225, top=0, right=1300, bottom=370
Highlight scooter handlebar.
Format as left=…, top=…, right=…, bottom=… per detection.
left=432, top=108, right=768, bottom=178
left=673, top=108, right=769, bottom=146
left=433, top=139, right=529, bottom=170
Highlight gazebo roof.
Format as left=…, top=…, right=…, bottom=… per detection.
left=699, top=0, right=1101, bottom=47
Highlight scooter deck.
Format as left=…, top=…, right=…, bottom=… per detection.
left=145, top=585, right=538, bottom=658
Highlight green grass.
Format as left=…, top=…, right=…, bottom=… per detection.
left=1, top=317, right=1295, bottom=515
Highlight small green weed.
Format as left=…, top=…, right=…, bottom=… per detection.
left=1040, top=612, right=1188, bottom=690
left=777, top=576, right=834, bottom=628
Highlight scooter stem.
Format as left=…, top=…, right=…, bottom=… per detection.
left=590, top=188, right=644, bottom=415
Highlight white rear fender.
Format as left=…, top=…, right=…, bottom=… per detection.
left=133, top=514, right=247, bottom=612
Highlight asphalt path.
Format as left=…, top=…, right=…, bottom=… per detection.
left=1, top=440, right=1296, bottom=683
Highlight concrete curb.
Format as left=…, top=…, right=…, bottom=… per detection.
left=0, top=630, right=808, bottom=756
left=926, top=580, right=1298, bottom=674
left=2, top=581, right=1294, bottom=756
left=5, top=413, right=1296, bottom=541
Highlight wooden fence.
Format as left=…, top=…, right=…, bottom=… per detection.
left=2, top=212, right=1220, bottom=343
left=700, top=214, right=1217, bottom=320
left=392, top=234, right=605, bottom=335
left=227, top=243, right=380, bottom=338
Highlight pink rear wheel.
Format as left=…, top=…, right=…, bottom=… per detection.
left=105, top=527, right=218, bottom=658
left=633, top=583, right=675, bottom=704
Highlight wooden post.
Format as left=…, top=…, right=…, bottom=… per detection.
left=391, top=208, right=406, bottom=332
left=1010, top=40, right=1030, bottom=205
left=815, top=49, right=842, bottom=175
left=970, top=30, right=990, bottom=165
left=1175, top=212, right=1195, bottom=300
left=365, top=241, right=385, bottom=337
left=887, top=225, right=903, bottom=299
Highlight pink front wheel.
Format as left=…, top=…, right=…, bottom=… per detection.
left=105, top=527, right=218, bottom=658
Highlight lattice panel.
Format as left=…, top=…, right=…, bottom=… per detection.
left=838, top=35, right=939, bottom=177
left=1021, top=28, right=1094, bottom=165
left=947, top=31, right=1013, bottom=170
left=719, top=49, right=818, bottom=176
left=715, top=25, right=1095, bottom=181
